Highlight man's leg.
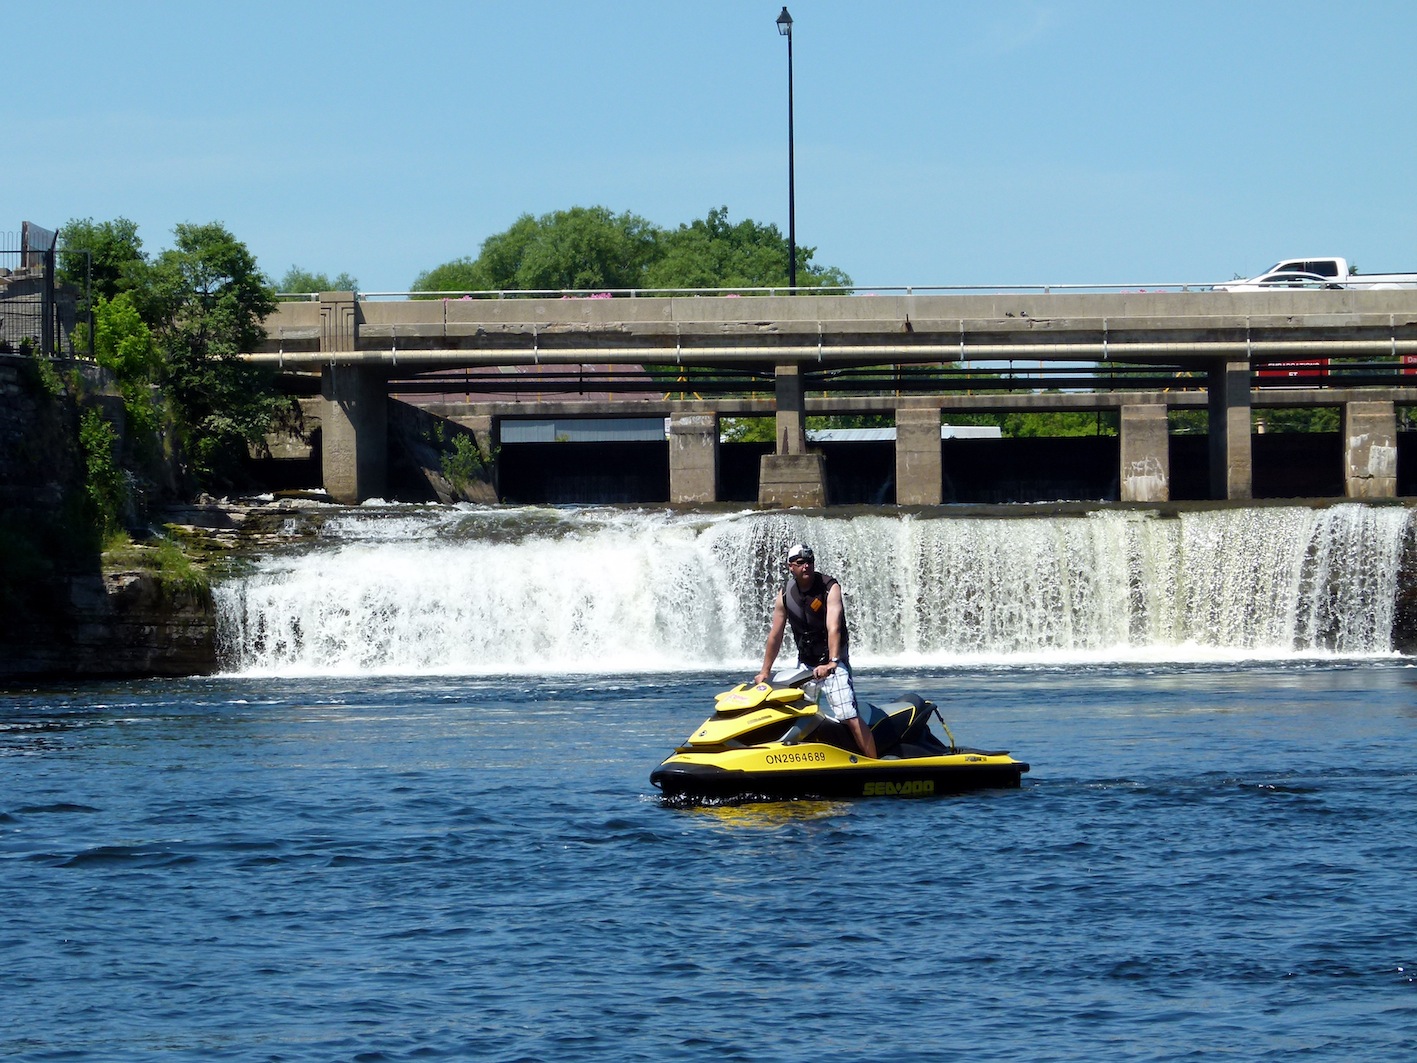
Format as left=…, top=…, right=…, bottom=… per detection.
left=845, top=715, right=878, bottom=760
left=822, top=667, right=876, bottom=759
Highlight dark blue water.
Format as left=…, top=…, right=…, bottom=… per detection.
left=4, top=661, right=1416, bottom=1061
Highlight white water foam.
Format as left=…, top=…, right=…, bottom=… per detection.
left=214, top=504, right=1412, bottom=676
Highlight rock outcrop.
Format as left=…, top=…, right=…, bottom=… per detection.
left=2, top=572, right=217, bottom=681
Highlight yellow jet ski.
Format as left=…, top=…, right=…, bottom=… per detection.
left=650, top=668, right=1029, bottom=804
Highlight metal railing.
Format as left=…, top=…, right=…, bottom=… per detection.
left=0, top=233, right=89, bottom=357
left=276, top=281, right=1225, bottom=302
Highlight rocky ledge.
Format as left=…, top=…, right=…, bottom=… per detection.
left=0, top=570, right=217, bottom=683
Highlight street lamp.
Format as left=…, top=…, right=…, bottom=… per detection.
left=776, top=6, right=796, bottom=292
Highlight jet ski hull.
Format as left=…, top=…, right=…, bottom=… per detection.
left=651, top=744, right=1028, bottom=803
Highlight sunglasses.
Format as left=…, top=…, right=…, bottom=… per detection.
left=788, top=556, right=813, bottom=565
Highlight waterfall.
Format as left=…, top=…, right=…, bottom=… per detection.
left=213, top=504, right=1413, bottom=675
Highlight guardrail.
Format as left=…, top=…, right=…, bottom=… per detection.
left=275, top=281, right=1225, bottom=302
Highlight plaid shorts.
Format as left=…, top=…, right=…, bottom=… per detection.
left=816, top=662, right=859, bottom=722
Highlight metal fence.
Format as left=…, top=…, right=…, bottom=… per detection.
left=0, top=222, right=88, bottom=357
left=317, top=280, right=1222, bottom=302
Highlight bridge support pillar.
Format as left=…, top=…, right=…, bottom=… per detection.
left=668, top=411, right=719, bottom=503
left=895, top=405, right=943, bottom=505
left=1119, top=404, right=1170, bottom=502
left=759, top=363, right=825, bottom=507
left=321, top=364, right=387, bottom=504
left=316, top=291, right=385, bottom=503
left=771, top=362, right=810, bottom=456
left=1207, top=360, right=1252, bottom=500
left=1342, top=400, right=1398, bottom=499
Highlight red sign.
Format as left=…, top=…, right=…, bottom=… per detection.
left=1258, top=359, right=1328, bottom=380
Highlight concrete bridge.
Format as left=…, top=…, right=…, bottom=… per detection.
left=245, top=289, right=1417, bottom=506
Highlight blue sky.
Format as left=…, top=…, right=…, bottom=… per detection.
left=9, top=1, right=1414, bottom=292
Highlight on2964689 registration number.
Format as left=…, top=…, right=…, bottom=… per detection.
left=765, top=751, right=827, bottom=765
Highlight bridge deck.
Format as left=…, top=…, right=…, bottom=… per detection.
left=252, top=290, right=1417, bottom=369
left=246, top=290, right=1417, bottom=506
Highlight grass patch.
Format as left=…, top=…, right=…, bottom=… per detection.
left=102, top=531, right=210, bottom=595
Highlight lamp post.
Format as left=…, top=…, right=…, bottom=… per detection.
left=776, top=6, right=796, bottom=292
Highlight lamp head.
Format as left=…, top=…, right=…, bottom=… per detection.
left=776, top=7, right=792, bottom=36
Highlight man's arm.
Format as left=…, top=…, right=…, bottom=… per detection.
left=755, top=592, right=787, bottom=684
left=825, top=583, right=845, bottom=663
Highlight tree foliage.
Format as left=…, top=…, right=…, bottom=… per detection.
left=53, top=218, right=290, bottom=497
left=94, top=293, right=159, bottom=382
left=57, top=217, right=147, bottom=306
left=278, top=265, right=359, bottom=295
left=92, top=293, right=162, bottom=452
left=411, top=205, right=851, bottom=293
left=414, top=206, right=660, bottom=293
left=646, top=206, right=849, bottom=290
left=1258, top=407, right=1339, bottom=433
left=147, top=223, right=283, bottom=488
left=516, top=207, right=659, bottom=291
left=79, top=408, right=126, bottom=538
left=410, top=257, right=483, bottom=294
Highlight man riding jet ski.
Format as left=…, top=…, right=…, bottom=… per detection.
left=650, top=666, right=1029, bottom=804
left=754, top=544, right=876, bottom=759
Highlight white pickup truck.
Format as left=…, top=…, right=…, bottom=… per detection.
left=1214, top=256, right=1417, bottom=291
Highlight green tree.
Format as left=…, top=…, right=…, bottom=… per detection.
left=410, top=256, right=484, bottom=294
left=413, top=205, right=853, bottom=295
left=721, top=417, right=774, bottom=443
left=450, top=212, right=541, bottom=291
left=56, top=217, right=147, bottom=305
left=278, top=265, right=359, bottom=295
left=1258, top=407, right=1339, bottom=433
left=999, top=410, right=1117, bottom=437
left=517, top=206, right=658, bottom=290
left=646, top=206, right=851, bottom=290
left=92, top=293, right=163, bottom=451
left=147, top=222, right=283, bottom=488
left=417, top=206, right=660, bottom=293
left=79, top=408, right=126, bottom=538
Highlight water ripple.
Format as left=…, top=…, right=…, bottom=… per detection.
left=2, top=662, right=1415, bottom=1061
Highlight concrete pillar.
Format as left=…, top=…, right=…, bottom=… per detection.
left=1207, top=359, right=1252, bottom=500
left=1342, top=400, right=1397, bottom=499
left=668, top=411, right=719, bottom=503
left=321, top=365, right=388, bottom=504
left=759, top=452, right=826, bottom=507
left=772, top=362, right=809, bottom=455
left=895, top=405, right=943, bottom=505
left=458, top=412, right=497, bottom=455
left=319, top=290, right=358, bottom=351
left=759, top=362, right=825, bottom=507
left=444, top=406, right=498, bottom=463
left=1119, top=404, right=1170, bottom=502
left=317, top=292, right=384, bottom=503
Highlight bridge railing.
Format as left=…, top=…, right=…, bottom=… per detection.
left=275, top=281, right=1224, bottom=302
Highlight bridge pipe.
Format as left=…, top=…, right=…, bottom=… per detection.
left=245, top=337, right=1417, bottom=368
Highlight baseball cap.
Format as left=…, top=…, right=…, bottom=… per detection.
left=785, top=544, right=814, bottom=564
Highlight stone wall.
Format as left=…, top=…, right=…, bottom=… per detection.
left=2, top=571, right=217, bottom=680
left=0, top=352, right=218, bottom=682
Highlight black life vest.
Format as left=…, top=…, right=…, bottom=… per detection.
left=782, top=573, right=849, bottom=666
